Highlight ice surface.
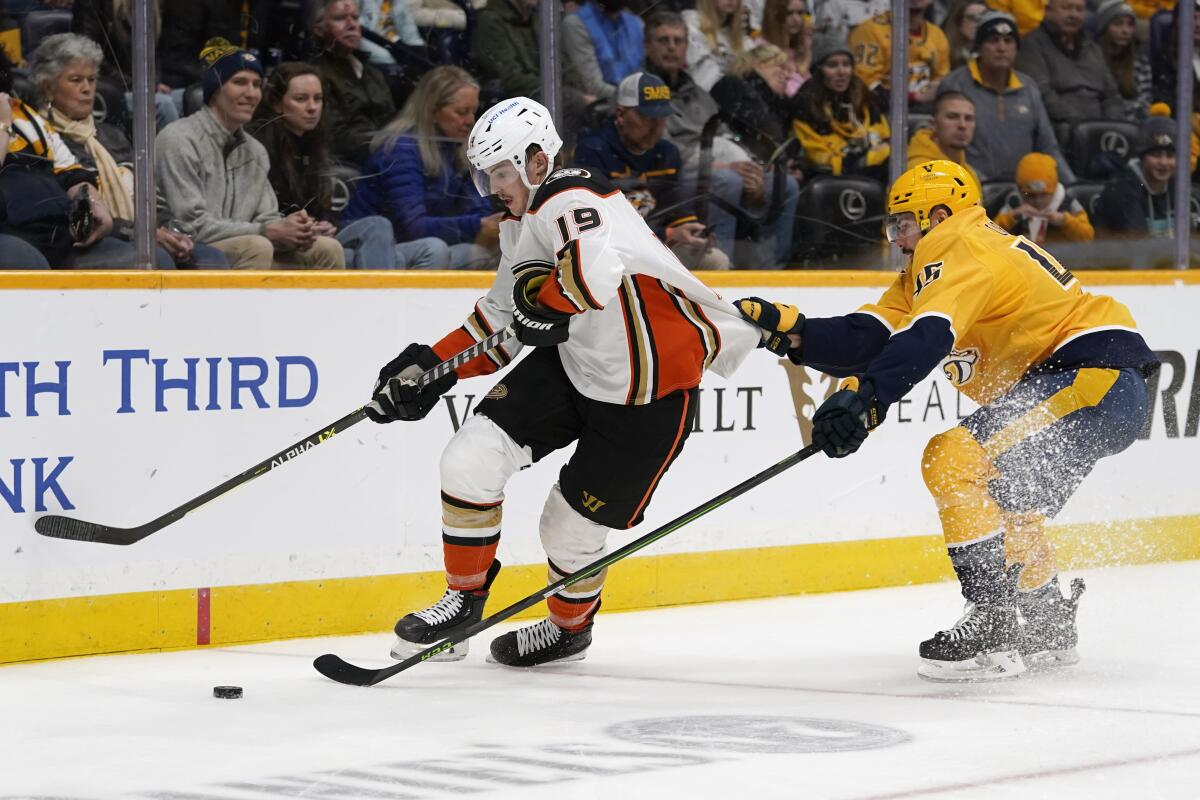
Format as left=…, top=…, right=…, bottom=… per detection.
left=4, top=560, right=1199, bottom=799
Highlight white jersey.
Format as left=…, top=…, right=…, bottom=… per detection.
left=431, top=168, right=759, bottom=406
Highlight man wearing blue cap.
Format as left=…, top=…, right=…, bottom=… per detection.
left=574, top=72, right=727, bottom=269
left=156, top=39, right=345, bottom=269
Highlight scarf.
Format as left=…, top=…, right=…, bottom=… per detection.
left=46, top=107, right=135, bottom=222
left=576, top=2, right=644, bottom=86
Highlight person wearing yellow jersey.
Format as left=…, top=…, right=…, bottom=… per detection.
left=995, top=152, right=1093, bottom=244
left=737, top=160, right=1158, bottom=682
left=906, top=91, right=982, bottom=193
left=849, top=0, right=949, bottom=105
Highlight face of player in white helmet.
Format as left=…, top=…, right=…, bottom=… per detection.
left=478, top=151, right=549, bottom=216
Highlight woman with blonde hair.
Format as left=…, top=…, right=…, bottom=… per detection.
left=343, top=65, right=502, bottom=269
left=683, top=0, right=750, bottom=91
left=757, top=0, right=811, bottom=95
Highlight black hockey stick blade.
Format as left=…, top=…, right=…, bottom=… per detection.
left=313, top=443, right=821, bottom=686
left=35, top=326, right=516, bottom=546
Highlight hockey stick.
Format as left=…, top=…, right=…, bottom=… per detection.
left=313, top=443, right=821, bottom=686
left=34, top=326, right=517, bottom=546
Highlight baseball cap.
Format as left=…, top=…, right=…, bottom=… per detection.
left=616, top=72, right=674, bottom=118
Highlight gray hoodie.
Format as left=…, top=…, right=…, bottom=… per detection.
left=155, top=107, right=282, bottom=244
left=939, top=59, right=1075, bottom=183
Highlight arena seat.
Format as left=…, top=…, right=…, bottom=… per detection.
left=1068, top=120, right=1139, bottom=180
left=791, top=175, right=884, bottom=261
left=982, top=180, right=1020, bottom=217
left=325, top=162, right=363, bottom=215
left=19, top=9, right=70, bottom=56
left=1064, top=182, right=1105, bottom=220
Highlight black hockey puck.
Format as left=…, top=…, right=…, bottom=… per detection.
left=213, top=685, right=243, bottom=699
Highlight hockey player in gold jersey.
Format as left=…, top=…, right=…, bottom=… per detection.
left=737, top=160, right=1158, bottom=681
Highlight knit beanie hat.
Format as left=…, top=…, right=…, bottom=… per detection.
left=974, top=10, right=1019, bottom=50
left=810, top=34, right=853, bottom=69
left=1136, top=103, right=1176, bottom=156
left=200, top=38, right=264, bottom=104
left=1094, top=0, right=1135, bottom=35
left=1015, top=152, right=1058, bottom=193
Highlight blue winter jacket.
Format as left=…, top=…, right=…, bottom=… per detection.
left=342, top=135, right=492, bottom=244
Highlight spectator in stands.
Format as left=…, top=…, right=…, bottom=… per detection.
left=250, top=63, right=396, bottom=269
left=1095, top=0, right=1152, bottom=123
left=358, top=0, right=425, bottom=66
left=1015, top=0, right=1123, bottom=127
left=1151, top=2, right=1199, bottom=141
left=849, top=0, right=949, bottom=107
left=643, top=11, right=798, bottom=266
left=1095, top=107, right=1194, bottom=237
left=159, top=0, right=244, bottom=91
left=944, top=0, right=987, bottom=69
left=156, top=39, right=345, bottom=269
left=471, top=0, right=595, bottom=125
left=813, top=0, right=888, bottom=43
left=683, top=0, right=751, bottom=91
left=71, top=0, right=179, bottom=128
left=987, top=0, right=1044, bottom=37
left=30, top=33, right=228, bottom=268
left=756, top=0, right=812, bottom=95
left=573, top=71, right=729, bottom=269
left=0, top=44, right=143, bottom=270
left=563, top=0, right=644, bottom=101
left=310, top=0, right=397, bottom=168
left=793, top=34, right=890, bottom=178
left=906, top=90, right=981, bottom=188
left=342, top=66, right=500, bottom=269
left=711, top=44, right=797, bottom=162
left=939, top=11, right=1074, bottom=181
left=995, top=151, right=1093, bottom=243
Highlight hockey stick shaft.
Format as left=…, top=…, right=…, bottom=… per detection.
left=34, top=326, right=516, bottom=545
left=313, top=443, right=822, bottom=686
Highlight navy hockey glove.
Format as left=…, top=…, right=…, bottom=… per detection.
left=735, top=297, right=805, bottom=356
left=366, top=343, right=457, bottom=423
left=512, top=264, right=572, bottom=347
left=811, top=377, right=886, bottom=458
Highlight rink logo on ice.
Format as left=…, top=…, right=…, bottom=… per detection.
left=607, top=715, right=910, bottom=754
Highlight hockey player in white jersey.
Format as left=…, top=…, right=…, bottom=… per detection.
left=367, top=97, right=759, bottom=667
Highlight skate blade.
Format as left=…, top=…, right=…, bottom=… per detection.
left=390, top=636, right=468, bottom=662
left=1024, top=648, right=1080, bottom=671
left=485, top=649, right=589, bottom=667
left=917, top=649, right=1027, bottom=683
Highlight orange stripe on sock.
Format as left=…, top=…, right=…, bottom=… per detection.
left=548, top=595, right=599, bottom=631
left=444, top=540, right=499, bottom=590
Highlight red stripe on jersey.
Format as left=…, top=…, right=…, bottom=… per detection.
left=537, top=266, right=583, bottom=315
left=632, top=275, right=708, bottom=398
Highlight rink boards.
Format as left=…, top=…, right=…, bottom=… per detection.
left=2, top=271, right=1198, bottom=664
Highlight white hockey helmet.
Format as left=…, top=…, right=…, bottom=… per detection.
left=466, top=97, right=563, bottom=197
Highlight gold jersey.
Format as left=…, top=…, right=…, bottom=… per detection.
left=860, top=206, right=1142, bottom=405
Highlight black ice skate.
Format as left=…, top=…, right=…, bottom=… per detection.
left=1018, top=577, right=1086, bottom=671
left=487, top=618, right=592, bottom=667
left=390, top=559, right=501, bottom=662
left=917, top=601, right=1025, bottom=683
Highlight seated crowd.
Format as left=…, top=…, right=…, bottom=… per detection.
left=0, top=0, right=1196, bottom=271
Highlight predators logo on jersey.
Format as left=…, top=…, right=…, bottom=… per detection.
left=941, top=348, right=980, bottom=386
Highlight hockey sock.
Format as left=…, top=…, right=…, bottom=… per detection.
left=1003, top=511, right=1057, bottom=591
left=441, top=491, right=502, bottom=591
left=948, top=535, right=1011, bottom=604
left=546, top=559, right=604, bottom=632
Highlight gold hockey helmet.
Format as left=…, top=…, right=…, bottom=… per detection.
left=886, top=160, right=980, bottom=233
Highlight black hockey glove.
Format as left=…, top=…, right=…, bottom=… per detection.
left=366, top=343, right=457, bottom=423
left=512, top=264, right=572, bottom=347
left=735, top=297, right=805, bottom=356
left=811, top=377, right=886, bottom=458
